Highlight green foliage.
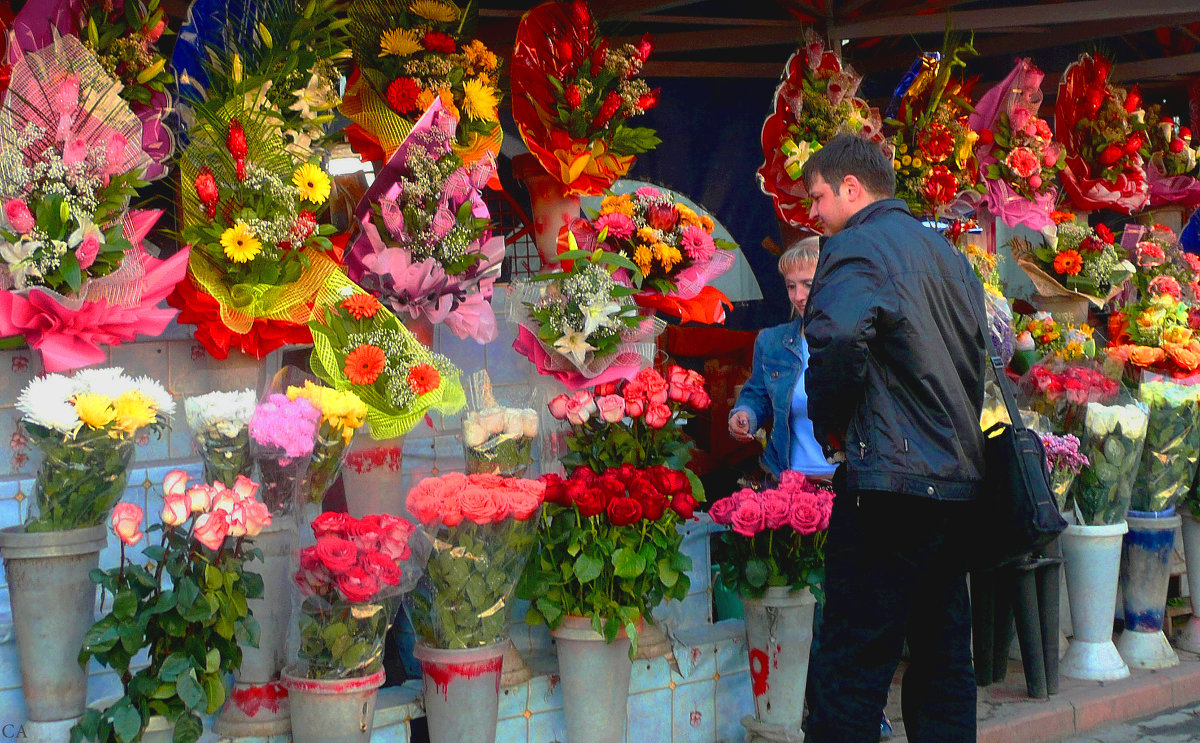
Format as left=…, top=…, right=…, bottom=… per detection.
left=23, top=428, right=138, bottom=533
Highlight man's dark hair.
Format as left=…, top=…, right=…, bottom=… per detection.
left=801, top=134, right=895, bottom=198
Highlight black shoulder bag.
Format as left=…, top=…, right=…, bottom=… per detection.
left=972, top=311, right=1068, bottom=570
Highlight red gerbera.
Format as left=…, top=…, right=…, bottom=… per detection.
left=345, top=345, right=386, bottom=385
left=341, top=294, right=382, bottom=320
left=922, top=165, right=958, bottom=206
left=386, top=77, right=422, bottom=115
left=407, top=364, right=441, bottom=395
left=917, top=122, right=954, bottom=163
left=422, top=31, right=456, bottom=54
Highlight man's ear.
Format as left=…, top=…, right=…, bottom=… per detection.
left=842, top=174, right=863, bottom=201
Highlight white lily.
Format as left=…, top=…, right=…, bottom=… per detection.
left=581, top=300, right=621, bottom=338
left=554, top=331, right=596, bottom=366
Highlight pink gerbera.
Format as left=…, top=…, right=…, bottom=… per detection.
left=595, top=212, right=635, bottom=240
left=680, top=225, right=715, bottom=262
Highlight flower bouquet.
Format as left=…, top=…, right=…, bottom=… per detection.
left=16, top=368, right=172, bottom=532
left=463, top=407, right=539, bottom=477
left=346, top=99, right=505, bottom=344
left=886, top=34, right=981, bottom=219
left=1009, top=215, right=1133, bottom=310
left=1130, top=376, right=1200, bottom=513
left=72, top=471, right=269, bottom=743
left=185, top=388, right=257, bottom=487
left=563, top=186, right=736, bottom=324
left=757, top=30, right=886, bottom=232
left=1055, top=53, right=1150, bottom=214
left=1143, top=107, right=1200, bottom=208
left=307, top=285, right=465, bottom=440
left=519, top=464, right=695, bottom=651
left=1018, top=356, right=1121, bottom=435
left=404, top=473, right=546, bottom=648
left=511, top=242, right=662, bottom=389
left=0, top=35, right=188, bottom=371
left=969, top=58, right=1064, bottom=230
left=1041, top=433, right=1089, bottom=514
left=1071, top=400, right=1149, bottom=525
left=710, top=471, right=833, bottom=599
left=286, top=381, right=368, bottom=507
left=248, top=393, right=320, bottom=516
left=342, top=0, right=502, bottom=164
left=1011, top=312, right=1098, bottom=374
left=290, top=511, right=418, bottom=679
left=1107, top=294, right=1200, bottom=379
left=511, top=0, right=661, bottom=196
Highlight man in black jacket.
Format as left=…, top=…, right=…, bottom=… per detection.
left=800, top=134, right=987, bottom=743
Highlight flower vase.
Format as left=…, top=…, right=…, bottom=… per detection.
left=551, top=616, right=633, bottom=743
left=342, top=427, right=406, bottom=519
left=414, top=642, right=506, bottom=743
left=1117, top=508, right=1180, bottom=669
left=739, top=587, right=817, bottom=739
left=515, top=154, right=578, bottom=269
left=1060, top=522, right=1131, bottom=680
left=1172, top=510, right=1200, bottom=653
left=215, top=520, right=300, bottom=736
left=279, top=667, right=385, bottom=743
left=0, top=525, right=107, bottom=724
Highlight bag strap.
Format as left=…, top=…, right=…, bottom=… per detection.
left=969, top=291, right=1028, bottom=435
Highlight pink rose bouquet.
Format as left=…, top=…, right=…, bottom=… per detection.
left=710, top=471, right=834, bottom=598
left=291, top=511, right=418, bottom=679
left=76, top=471, right=267, bottom=742
left=404, top=473, right=546, bottom=648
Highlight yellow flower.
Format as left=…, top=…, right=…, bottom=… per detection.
left=911, top=157, right=923, bottom=168
left=632, top=244, right=653, bottom=274
left=700, top=215, right=714, bottom=231
left=600, top=194, right=634, bottom=217
left=220, top=222, right=262, bottom=263
left=293, top=162, right=331, bottom=205
left=893, top=159, right=902, bottom=171
left=409, top=0, right=458, bottom=22
left=461, top=77, right=499, bottom=122
left=636, top=226, right=660, bottom=245
left=902, top=155, right=912, bottom=166
left=379, top=28, right=422, bottom=57
left=1164, top=325, right=1193, bottom=345
left=113, top=390, right=156, bottom=434
left=463, top=40, right=498, bottom=73
left=676, top=203, right=702, bottom=228
left=437, top=88, right=459, bottom=120
left=1065, top=341, right=1084, bottom=359
left=74, top=393, right=116, bottom=429
left=656, top=243, right=683, bottom=272
left=416, top=88, right=437, bottom=111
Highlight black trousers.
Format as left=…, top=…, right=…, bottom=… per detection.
left=805, top=489, right=977, bottom=743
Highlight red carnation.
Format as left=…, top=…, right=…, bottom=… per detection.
left=194, top=167, right=219, bottom=219
left=918, top=122, right=955, bottom=163
left=422, top=31, right=456, bottom=54
left=227, top=119, right=248, bottom=181
left=922, top=165, right=958, bottom=206
left=1095, top=223, right=1115, bottom=245
left=1099, top=144, right=1123, bottom=166
left=386, top=77, right=422, bottom=115
left=564, top=83, right=582, bottom=109
left=977, top=128, right=994, bottom=146
left=593, top=91, right=622, bottom=129
left=635, top=32, right=653, bottom=63
left=1079, top=235, right=1104, bottom=254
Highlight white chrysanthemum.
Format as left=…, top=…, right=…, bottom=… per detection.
left=133, top=376, right=175, bottom=418
left=71, top=367, right=133, bottom=398
left=17, top=374, right=80, bottom=434
left=185, top=389, right=257, bottom=438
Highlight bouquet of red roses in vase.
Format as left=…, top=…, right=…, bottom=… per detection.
left=1143, top=106, right=1200, bottom=208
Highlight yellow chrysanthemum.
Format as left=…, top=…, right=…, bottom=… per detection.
left=461, top=77, right=499, bottom=122
left=636, top=226, right=661, bottom=246
left=409, top=0, right=458, bottom=23
left=74, top=393, right=116, bottom=429
left=658, top=244, right=683, bottom=272
left=601, top=194, right=635, bottom=217
left=380, top=28, right=423, bottom=57
left=632, top=244, right=653, bottom=274
left=676, top=203, right=702, bottom=228
left=416, top=88, right=438, bottom=111
left=113, top=390, right=156, bottom=434
left=293, top=162, right=331, bottom=205
left=220, top=222, right=262, bottom=263
left=463, top=40, right=498, bottom=73
left=700, top=215, right=715, bottom=232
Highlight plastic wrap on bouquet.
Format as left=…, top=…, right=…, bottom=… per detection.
left=1072, top=400, right=1149, bottom=525
left=1131, top=376, right=1200, bottom=513
left=278, top=375, right=369, bottom=510
left=404, top=473, right=546, bottom=648
left=1040, top=432, right=1089, bottom=515
left=1146, top=160, right=1200, bottom=209
left=290, top=511, right=421, bottom=679
left=186, top=388, right=257, bottom=488
left=23, top=428, right=135, bottom=532
left=249, top=394, right=320, bottom=516
left=462, top=371, right=538, bottom=478
left=1018, top=356, right=1123, bottom=435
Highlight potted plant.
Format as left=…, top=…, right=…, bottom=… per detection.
left=281, top=511, right=419, bottom=743
left=403, top=472, right=546, bottom=743
left=71, top=470, right=270, bottom=743
left=0, top=369, right=172, bottom=726
left=519, top=463, right=695, bottom=743
left=710, top=471, right=833, bottom=739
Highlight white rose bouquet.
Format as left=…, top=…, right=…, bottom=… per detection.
left=462, top=407, right=539, bottom=477
left=185, top=388, right=257, bottom=487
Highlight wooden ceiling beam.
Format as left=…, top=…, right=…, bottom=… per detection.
left=830, top=0, right=1200, bottom=39
left=477, top=9, right=797, bottom=27
left=613, top=25, right=801, bottom=53
left=593, top=0, right=708, bottom=21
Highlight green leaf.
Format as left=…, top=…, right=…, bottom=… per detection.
left=173, top=711, right=203, bottom=743
left=202, top=672, right=226, bottom=714
left=60, top=250, right=82, bottom=294
left=573, top=553, right=604, bottom=583
left=176, top=670, right=205, bottom=711
left=111, top=703, right=142, bottom=743
left=536, top=597, right=563, bottom=626
left=744, top=559, right=769, bottom=588
left=112, top=590, right=138, bottom=619
left=159, top=652, right=192, bottom=681
left=612, top=547, right=647, bottom=579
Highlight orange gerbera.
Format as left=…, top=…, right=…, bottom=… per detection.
left=345, top=345, right=386, bottom=385
left=407, top=364, right=441, bottom=395
left=1049, top=210, right=1076, bottom=225
left=1052, top=249, right=1083, bottom=276
left=342, top=294, right=382, bottom=320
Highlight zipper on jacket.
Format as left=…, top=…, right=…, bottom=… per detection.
left=859, top=440, right=867, bottom=460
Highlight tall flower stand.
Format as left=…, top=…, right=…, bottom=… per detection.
left=415, top=642, right=507, bottom=743
left=1172, top=510, right=1200, bottom=653
left=1117, top=508, right=1181, bottom=669
left=215, top=520, right=300, bottom=736
left=551, top=616, right=633, bottom=743
left=1060, top=522, right=1131, bottom=681
left=0, top=525, right=108, bottom=725
left=739, top=587, right=816, bottom=741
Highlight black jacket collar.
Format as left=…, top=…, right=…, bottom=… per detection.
left=842, top=198, right=912, bottom=231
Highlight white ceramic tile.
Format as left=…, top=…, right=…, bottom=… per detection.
left=626, top=687, right=672, bottom=743
left=671, top=676, right=716, bottom=742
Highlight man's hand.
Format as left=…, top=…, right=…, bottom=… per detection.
left=728, top=410, right=755, bottom=442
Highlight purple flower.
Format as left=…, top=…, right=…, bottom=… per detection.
left=249, top=394, right=320, bottom=459
left=1041, top=433, right=1088, bottom=474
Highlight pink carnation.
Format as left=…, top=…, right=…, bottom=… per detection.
left=1004, top=146, right=1041, bottom=179
left=680, top=225, right=715, bottom=262
left=1149, top=274, right=1183, bottom=300
left=595, top=212, right=635, bottom=240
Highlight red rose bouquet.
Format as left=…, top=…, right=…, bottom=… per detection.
left=1018, top=356, right=1122, bottom=434
left=757, top=30, right=886, bottom=232
left=1055, top=53, right=1150, bottom=214
left=404, top=473, right=546, bottom=648
left=1143, top=106, right=1200, bottom=207
left=290, top=511, right=418, bottom=679
left=564, top=186, right=736, bottom=324
left=518, top=463, right=695, bottom=650
left=511, top=0, right=661, bottom=196
left=710, top=471, right=833, bottom=598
